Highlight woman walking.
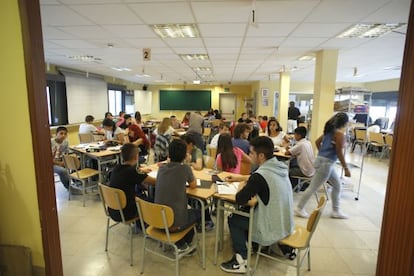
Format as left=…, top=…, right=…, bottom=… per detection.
left=295, top=112, right=351, bottom=219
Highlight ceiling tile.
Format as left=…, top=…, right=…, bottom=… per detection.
left=40, top=5, right=93, bottom=26
left=280, top=37, right=328, bottom=48
left=58, top=26, right=114, bottom=39
left=128, top=2, right=194, bottom=24
left=192, top=1, right=251, bottom=23
left=246, top=23, right=298, bottom=37
left=43, top=26, right=76, bottom=39
left=204, top=37, right=243, bottom=48
left=102, top=25, right=156, bottom=38
left=291, top=23, right=352, bottom=38
left=70, top=4, right=142, bottom=24
left=254, top=1, right=319, bottom=23
left=243, top=37, right=285, bottom=48
left=49, top=39, right=99, bottom=49
left=199, top=23, right=246, bottom=37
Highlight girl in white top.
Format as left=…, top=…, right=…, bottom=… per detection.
left=102, top=118, right=125, bottom=144
left=267, top=118, right=289, bottom=147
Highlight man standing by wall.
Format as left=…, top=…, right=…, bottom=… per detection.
left=287, top=101, right=301, bottom=134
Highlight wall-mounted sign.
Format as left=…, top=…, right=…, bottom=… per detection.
left=143, top=48, right=151, bottom=61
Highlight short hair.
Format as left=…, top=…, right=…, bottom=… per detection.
left=219, top=123, right=229, bottom=130
left=123, top=114, right=131, bottom=121
left=250, top=136, right=274, bottom=160
left=169, top=139, right=187, bottom=162
left=233, top=123, right=250, bottom=139
left=104, top=112, right=113, bottom=118
left=56, top=126, right=67, bottom=134
left=121, top=143, right=138, bottom=162
left=170, top=115, right=176, bottom=119
left=102, top=118, right=115, bottom=127
left=181, top=133, right=195, bottom=145
left=294, top=126, right=307, bottom=138
left=85, top=115, right=94, bottom=123
left=263, top=115, right=268, bottom=120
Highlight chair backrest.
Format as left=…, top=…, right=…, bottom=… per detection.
left=62, top=154, right=80, bottom=171
left=385, top=134, right=393, bottom=147
left=211, top=119, right=223, bottom=127
left=136, top=197, right=174, bottom=229
left=203, top=127, right=211, bottom=137
left=355, top=129, right=367, bottom=141
left=98, top=183, right=127, bottom=211
left=207, top=146, right=217, bottom=158
left=203, top=155, right=215, bottom=169
left=79, top=133, right=94, bottom=143
left=306, top=195, right=326, bottom=236
left=368, top=132, right=385, bottom=144
left=240, top=159, right=251, bottom=175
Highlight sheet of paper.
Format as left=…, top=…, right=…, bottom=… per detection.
left=186, top=179, right=201, bottom=187
left=216, top=182, right=240, bottom=195
left=148, top=170, right=158, bottom=178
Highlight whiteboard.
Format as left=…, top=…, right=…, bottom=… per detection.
left=134, top=90, right=152, bottom=114
left=65, top=74, right=108, bottom=123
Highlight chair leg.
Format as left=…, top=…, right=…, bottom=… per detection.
left=253, top=245, right=262, bottom=273
left=105, top=218, right=109, bottom=251
left=175, top=245, right=179, bottom=276
left=140, top=237, right=146, bottom=274
left=130, top=224, right=133, bottom=266
left=68, top=180, right=71, bottom=201
left=82, top=179, right=86, bottom=207
left=307, top=248, right=311, bottom=271
left=296, top=249, right=301, bottom=276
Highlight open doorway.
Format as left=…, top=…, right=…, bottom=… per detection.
left=219, top=94, right=236, bottom=121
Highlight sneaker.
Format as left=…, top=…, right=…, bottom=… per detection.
left=184, top=247, right=197, bottom=257
left=205, top=220, right=215, bottom=232
left=294, top=207, right=309, bottom=218
left=331, top=210, right=349, bottom=219
left=220, top=253, right=246, bottom=274
left=176, top=243, right=189, bottom=255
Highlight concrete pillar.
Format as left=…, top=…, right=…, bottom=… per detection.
left=278, top=71, right=290, bottom=131
left=310, top=49, right=339, bottom=144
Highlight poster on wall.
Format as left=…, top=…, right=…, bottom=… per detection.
left=261, top=88, right=269, bottom=97
left=262, top=98, right=269, bottom=106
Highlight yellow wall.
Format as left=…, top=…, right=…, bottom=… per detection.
left=364, top=78, right=400, bottom=92
left=0, top=0, right=44, bottom=268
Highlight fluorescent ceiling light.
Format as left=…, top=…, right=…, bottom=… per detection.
left=152, top=24, right=200, bottom=38
left=384, top=66, right=401, bottom=70
left=193, top=67, right=211, bottom=72
left=111, top=67, right=131, bottom=72
left=193, top=79, right=201, bottom=84
left=179, top=54, right=209, bottom=61
left=337, top=23, right=406, bottom=38
left=298, top=55, right=315, bottom=61
left=68, top=55, right=101, bottom=62
left=136, top=73, right=151, bottom=78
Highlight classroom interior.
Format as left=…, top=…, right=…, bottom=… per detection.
left=1, top=0, right=414, bottom=275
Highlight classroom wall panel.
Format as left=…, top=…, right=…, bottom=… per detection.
left=134, top=90, right=152, bottom=114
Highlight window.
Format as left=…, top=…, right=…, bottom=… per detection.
left=108, top=89, right=123, bottom=115
left=107, top=85, right=135, bottom=116
left=46, top=77, right=68, bottom=126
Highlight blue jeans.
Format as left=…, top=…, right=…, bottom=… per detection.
left=297, top=156, right=342, bottom=211
left=228, top=214, right=249, bottom=259
left=53, top=165, right=69, bottom=189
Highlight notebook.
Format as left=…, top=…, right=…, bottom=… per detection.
left=216, top=182, right=240, bottom=195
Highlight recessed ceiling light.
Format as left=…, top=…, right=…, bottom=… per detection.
left=298, top=55, right=315, bottom=61
left=179, top=54, right=209, bottom=61
left=193, top=67, right=211, bottom=72
left=111, top=67, right=131, bottom=72
left=68, top=55, right=101, bottom=62
left=151, top=24, right=200, bottom=38
left=383, top=66, right=401, bottom=70
left=336, top=23, right=406, bottom=38
left=192, top=79, right=201, bottom=84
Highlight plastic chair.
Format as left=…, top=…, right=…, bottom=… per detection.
left=98, top=183, right=139, bottom=266
left=203, top=155, right=215, bottom=169
left=240, top=159, right=251, bottom=175
left=382, top=134, right=393, bottom=159
left=136, top=198, right=199, bottom=276
left=291, top=175, right=329, bottom=202
left=254, top=196, right=327, bottom=276
left=63, top=154, right=99, bottom=206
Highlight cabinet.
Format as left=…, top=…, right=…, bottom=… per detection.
left=334, top=87, right=372, bottom=200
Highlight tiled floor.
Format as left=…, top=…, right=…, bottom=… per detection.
left=56, top=151, right=387, bottom=275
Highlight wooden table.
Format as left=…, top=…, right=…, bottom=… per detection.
left=70, top=144, right=121, bottom=183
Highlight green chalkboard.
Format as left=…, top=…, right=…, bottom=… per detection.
left=159, top=90, right=211, bottom=110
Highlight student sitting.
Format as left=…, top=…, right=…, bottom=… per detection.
left=285, top=127, right=315, bottom=189
left=232, top=123, right=251, bottom=154
left=126, top=124, right=150, bottom=164
left=267, top=118, right=289, bottom=148
left=216, top=134, right=251, bottom=174
left=181, top=133, right=203, bottom=170
left=209, top=123, right=230, bottom=149
left=52, top=126, right=70, bottom=190
left=102, top=118, right=125, bottom=145
left=108, top=143, right=155, bottom=223
left=154, top=139, right=201, bottom=253
left=170, top=115, right=181, bottom=129
left=220, top=137, right=294, bottom=273
left=79, top=115, right=103, bottom=135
